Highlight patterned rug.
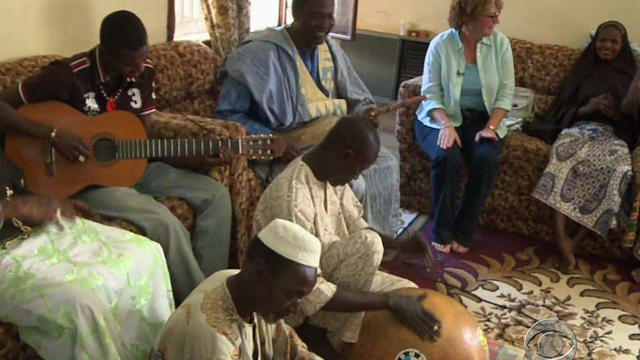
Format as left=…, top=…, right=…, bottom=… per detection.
left=383, top=221, right=640, bottom=360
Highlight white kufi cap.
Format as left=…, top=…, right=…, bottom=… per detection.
left=257, top=219, right=321, bottom=268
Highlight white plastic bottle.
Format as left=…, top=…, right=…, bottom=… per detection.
left=400, top=20, right=407, bottom=36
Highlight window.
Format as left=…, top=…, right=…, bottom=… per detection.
left=173, top=0, right=209, bottom=41
left=251, top=0, right=279, bottom=31
left=171, top=0, right=280, bottom=41
left=277, top=0, right=359, bottom=40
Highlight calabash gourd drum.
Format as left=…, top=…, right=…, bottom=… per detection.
left=342, top=288, right=489, bottom=360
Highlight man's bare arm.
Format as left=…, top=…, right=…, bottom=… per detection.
left=1, top=88, right=52, bottom=139
left=0, top=94, right=90, bottom=161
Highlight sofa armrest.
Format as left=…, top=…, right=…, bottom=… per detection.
left=143, top=110, right=262, bottom=266
left=396, top=76, right=424, bottom=160
left=145, top=110, right=246, bottom=171
left=147, top=110, right=245, bottom=140
left=495, top=131, right=550, bottom=195
left=398, top=76, right=423, bottom=101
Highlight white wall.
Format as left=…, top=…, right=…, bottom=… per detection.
left=3, top=0, right=639, bottom=61
left=0, top=0, right=167, bottom=61
left=358, top=0, right=640, bottom=47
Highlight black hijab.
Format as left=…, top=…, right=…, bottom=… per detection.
left=524, top=21, right=638, bottom=147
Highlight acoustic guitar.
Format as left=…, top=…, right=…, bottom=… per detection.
left=4, top=102, right=279, bottom=198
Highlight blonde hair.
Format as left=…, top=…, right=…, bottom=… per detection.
left=448, top=0, right=503, bottom=30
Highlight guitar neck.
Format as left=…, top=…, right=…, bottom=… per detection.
left=115, top=138, right=241, bottom=159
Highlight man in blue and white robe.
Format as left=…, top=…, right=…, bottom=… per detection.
left=215, top=0, right=402, bottom=236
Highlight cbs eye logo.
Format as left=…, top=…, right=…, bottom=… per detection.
left=524, top=318, right=577, bottom=360
left=395, top=349, right=427, bottom=360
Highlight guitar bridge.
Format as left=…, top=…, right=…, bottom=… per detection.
left=44, top=141, right=56, bottom=177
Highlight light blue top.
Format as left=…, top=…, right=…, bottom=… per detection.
left=460, top=64, right=485, bottom=110
left=297, top=47, right=319, bottom=84
left=416, top=28, right=515, bottom=138
left=215, top=46, right=322, bottom=135
left=215, top=27, right=375, bottom=135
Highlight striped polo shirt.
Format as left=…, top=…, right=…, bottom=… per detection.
left=17, top=46, right=156, bottom=117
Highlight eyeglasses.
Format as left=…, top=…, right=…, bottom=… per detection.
left=482, top=13, right=500, bottom=22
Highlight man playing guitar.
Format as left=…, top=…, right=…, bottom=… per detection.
left=0, top=10, right=231, bottom=304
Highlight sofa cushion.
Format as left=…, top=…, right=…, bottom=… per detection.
left=510, top=38, right=581, bottom=96
left=534, top=94, right=555, bottom=116
left=0, top=55, right=63, bottom=93
left=149, top=41, right=222, bottom=114
left=163, top=96, right=218, bottom=118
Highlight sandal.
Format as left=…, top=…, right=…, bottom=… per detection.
left=396, top=214, right=430, bottom=242
left=431, top=241, right=451, bottom=253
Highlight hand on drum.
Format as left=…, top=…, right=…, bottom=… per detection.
left=388, top=292, right=441, bottom=341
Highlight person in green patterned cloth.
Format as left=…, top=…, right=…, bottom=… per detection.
left=0, top=100, right=174, bottom=359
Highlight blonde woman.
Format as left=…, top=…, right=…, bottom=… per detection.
left=415, top=0, right=515, bottom=254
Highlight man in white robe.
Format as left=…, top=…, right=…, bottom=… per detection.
left=253, top=116, right=440, bottom=357
left=154, top=219, right=324, bottom=360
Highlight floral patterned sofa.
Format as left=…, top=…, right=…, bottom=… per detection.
left=396, top=37, right=639, bottom=260
left=0, top=41, right=263, bottom=359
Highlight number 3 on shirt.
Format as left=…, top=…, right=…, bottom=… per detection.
left=128, top=88, right=142, bottom=109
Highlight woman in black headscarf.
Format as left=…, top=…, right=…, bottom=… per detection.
left=528, top=21, right=638, bottom=271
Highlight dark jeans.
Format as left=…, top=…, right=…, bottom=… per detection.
left=415, top=110, right=504, bottom=247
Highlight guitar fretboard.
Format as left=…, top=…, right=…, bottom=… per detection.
left=115, top=138, right=241, bottom=159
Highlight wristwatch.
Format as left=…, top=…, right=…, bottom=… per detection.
left=487, top=124, right=497, bottom=132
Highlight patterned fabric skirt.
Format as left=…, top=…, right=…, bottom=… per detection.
left=0, top=218, right=174, bottom=359
left=532, top=122, right=632, bottom=237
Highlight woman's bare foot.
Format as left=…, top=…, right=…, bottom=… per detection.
left=432, top=241, right=451, bottom=253
left=557, top=234, right=576, bottom=272
left=451, top=241, right=469, bottom=254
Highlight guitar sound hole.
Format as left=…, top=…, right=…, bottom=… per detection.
left=93, top=138, right=117, bottom=162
